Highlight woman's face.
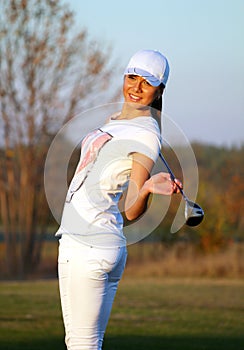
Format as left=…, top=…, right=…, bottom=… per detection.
left=123, top=75, right=161, bottom=107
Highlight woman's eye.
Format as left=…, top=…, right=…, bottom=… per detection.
left=143, top=80, right=151, bottom=86
left=126, top=75, right=152, bottom=87
left=127, top=75, right=136, bottom=80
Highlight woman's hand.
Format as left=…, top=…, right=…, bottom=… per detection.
left=143, top=172, right=183, bottom=196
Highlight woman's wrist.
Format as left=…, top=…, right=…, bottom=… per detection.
left=139, top=178, right=152, bottom=198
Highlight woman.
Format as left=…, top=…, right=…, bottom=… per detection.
left=56, top=49, right=182, bottom=350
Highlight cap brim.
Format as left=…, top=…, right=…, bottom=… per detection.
left=124, top=67, right=161, bottom=87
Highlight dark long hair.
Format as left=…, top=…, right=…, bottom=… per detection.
left=151, top=83, right=165, bottom=127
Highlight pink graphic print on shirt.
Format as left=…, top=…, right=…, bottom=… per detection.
left=77, top=131, right=112, bottom=173
left=66, top=129, right=112, bottom=202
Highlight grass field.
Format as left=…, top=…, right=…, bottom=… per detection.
left=0, top=277, right=243, bottom=350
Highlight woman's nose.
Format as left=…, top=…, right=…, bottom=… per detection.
left=133, top=80, right=142, bottom=92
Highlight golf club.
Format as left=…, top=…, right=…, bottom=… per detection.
left=159, top=152, right=204, bottom=226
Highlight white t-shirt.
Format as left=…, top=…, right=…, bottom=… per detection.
left=55, top=115, right=161, bottom=247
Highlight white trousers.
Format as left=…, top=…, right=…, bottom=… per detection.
left=58, top=235, right=127, bottom=350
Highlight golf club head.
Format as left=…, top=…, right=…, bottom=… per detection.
left=185, top=200, right=204, bottom=226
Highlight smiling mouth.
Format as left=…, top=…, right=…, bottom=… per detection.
left=129, top=93, right=141, bottom=102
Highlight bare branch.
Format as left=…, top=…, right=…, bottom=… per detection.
left=0, top=0, right=119, bottom=278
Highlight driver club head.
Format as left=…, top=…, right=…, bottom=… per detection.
left=185, top=200, right=204, bottom=226
left=158, top=151, right=204, bottom=227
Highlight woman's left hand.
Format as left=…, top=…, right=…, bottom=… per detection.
left=145, top=172, right=183, bottom=196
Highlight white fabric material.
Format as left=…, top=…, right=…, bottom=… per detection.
left=124, top=49, right=170, bottom=86
left=56, top=115, right=161, bottom=247
left=58, top=234, right=127, bottom=350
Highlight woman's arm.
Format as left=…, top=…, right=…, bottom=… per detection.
left=124, top=152, right=182, bottom=221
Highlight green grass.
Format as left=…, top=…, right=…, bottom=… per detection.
left=0, top=278, right=243, bottom=350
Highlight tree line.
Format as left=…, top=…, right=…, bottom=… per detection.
left=1, top=141, right=243, bottom=278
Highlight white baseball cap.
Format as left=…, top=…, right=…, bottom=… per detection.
left=124, top=49, right=170, bottom=87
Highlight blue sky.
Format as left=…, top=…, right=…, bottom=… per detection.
left=65, top=0, right=244, bottom=147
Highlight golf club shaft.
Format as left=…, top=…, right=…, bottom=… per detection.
left=159, top=152, right=188, bottom=201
